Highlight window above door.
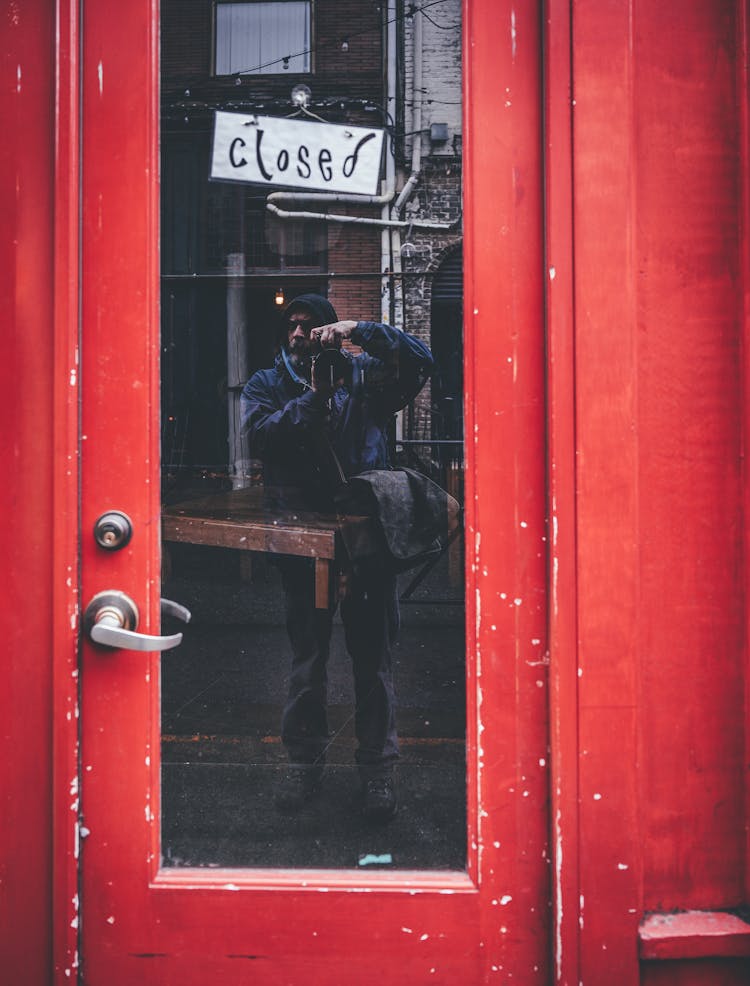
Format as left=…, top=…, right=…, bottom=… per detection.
left=215, top=1, right=312, bottom=75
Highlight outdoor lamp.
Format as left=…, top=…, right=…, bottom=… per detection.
left=291, top=84, right=311, bottom=109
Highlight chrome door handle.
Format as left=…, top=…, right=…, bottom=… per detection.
left=84, top=590, right=191, bottom=652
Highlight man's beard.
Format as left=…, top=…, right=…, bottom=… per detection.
left=287, top=345, right=312, bottom=376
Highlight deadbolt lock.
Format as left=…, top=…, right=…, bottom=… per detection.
left=94, top=511, right=133, bottom=551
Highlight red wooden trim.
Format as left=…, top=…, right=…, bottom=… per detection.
left=461, top=0, right=479, bottom=892
left=146, top=0, right=165, bottom=881
left=739, top=0, right=750, bottom=907
left=79, top=0, right=164, bottom=915
left=544, top=1, right=580, bottom=983
left=153, top=869, right=477, bottom=891
left=464, top=0, right=550, bottom=979
left=52, top=2, right=82, bottom=980
left=572, top=0, right=642, bottom=979
left=1, top=5, right=57, bottom=983
left=639, top=912, right=750, bottom=961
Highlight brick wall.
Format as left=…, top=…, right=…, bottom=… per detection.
left=161, top=0, right=212, bottom=80
left=397, top=2, right=463, bottom=456
left=326, top=207, right=382, bottom=321
left=315, top=0, right=382, bottom=81
left=400, top=162, right=463, bottom=461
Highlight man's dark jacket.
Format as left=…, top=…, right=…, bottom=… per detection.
left=240, top=295, right=433, bottom=511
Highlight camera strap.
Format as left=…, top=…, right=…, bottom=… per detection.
left=281, top=347, right=312, bottom=390
left=311, top=431, right=349, bottom=494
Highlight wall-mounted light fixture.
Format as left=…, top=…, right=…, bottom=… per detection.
left=275, top=287, right=285, bottom=306
left=291, top=84, right=311, bottom=109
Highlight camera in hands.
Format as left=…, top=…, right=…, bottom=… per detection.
left=312, top=346, right=353, bottom=390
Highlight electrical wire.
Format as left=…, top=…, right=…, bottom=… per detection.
left=419, top=7, right=461, bottom=30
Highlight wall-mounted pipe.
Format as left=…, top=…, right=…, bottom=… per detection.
left=265, top=201, right=454, bottom=230
left=393, top=3, right=423, bottom=218
left=266, top=188, right=395, bottom=207
left=381, top=0, right=398, bottom=323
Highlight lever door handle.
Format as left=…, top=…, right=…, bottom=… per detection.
left=84, top=590, right=190, bottom=652
left=161, top=597, right=191, bottom=623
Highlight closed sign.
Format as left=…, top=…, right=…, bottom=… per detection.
left=210, top=111, right=385, bottom=195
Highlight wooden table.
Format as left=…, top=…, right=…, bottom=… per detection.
left=162, top=488, right=375, bottom=608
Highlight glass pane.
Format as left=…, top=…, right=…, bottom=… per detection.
left=160, top=0, right=465, bottom=870
left=215, top=2, right=311, bottom=76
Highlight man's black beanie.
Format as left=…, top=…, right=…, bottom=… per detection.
left=277, top=293, right=339, bottom=347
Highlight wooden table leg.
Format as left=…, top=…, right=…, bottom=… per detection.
left=315, top=558, right=329, bottom=609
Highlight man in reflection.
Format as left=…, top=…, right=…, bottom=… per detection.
left=241, top=294, right=433, bottom=821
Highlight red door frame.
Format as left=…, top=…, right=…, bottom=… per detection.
left=463, top=0, right=551, bottom=975
left=544, top=1, right=579, bottom=982
left=47, top=0, right=553, bottom=982
left=742, top=0, right=750, bottom=923
left=547, top=3, right=750, bottom=984
left=53, top=0, right=83, bottom=976
left=2, top=2, right=80, bottom=983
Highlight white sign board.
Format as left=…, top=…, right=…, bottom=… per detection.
left=210, top=111, right=385, bottom=196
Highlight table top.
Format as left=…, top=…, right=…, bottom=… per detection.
left=162, top=486, right=376, bottom=560
left=163, top=486, right=366, bottom=530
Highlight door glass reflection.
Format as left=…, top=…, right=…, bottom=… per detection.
left=160, top=0, right=465, bottom=870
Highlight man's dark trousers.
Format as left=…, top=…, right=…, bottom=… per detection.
left=278, top=556, right=400, bottom=774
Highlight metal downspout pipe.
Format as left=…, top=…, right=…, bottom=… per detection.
left=381, top=0, right=398, bottom=323
left=390, top=2, right=425, bottom=341
left=393, top=1, right=423, bottom=219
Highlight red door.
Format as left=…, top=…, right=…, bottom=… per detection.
left=74, top=1, right=549, bottom=982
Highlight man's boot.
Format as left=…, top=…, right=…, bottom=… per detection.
left=275, top=763, right=324, bottom=812
left=361, top=770, right=397, bottom=822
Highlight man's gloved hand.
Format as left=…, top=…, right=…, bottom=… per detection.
left=310, top=320, right=357, bottom=349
